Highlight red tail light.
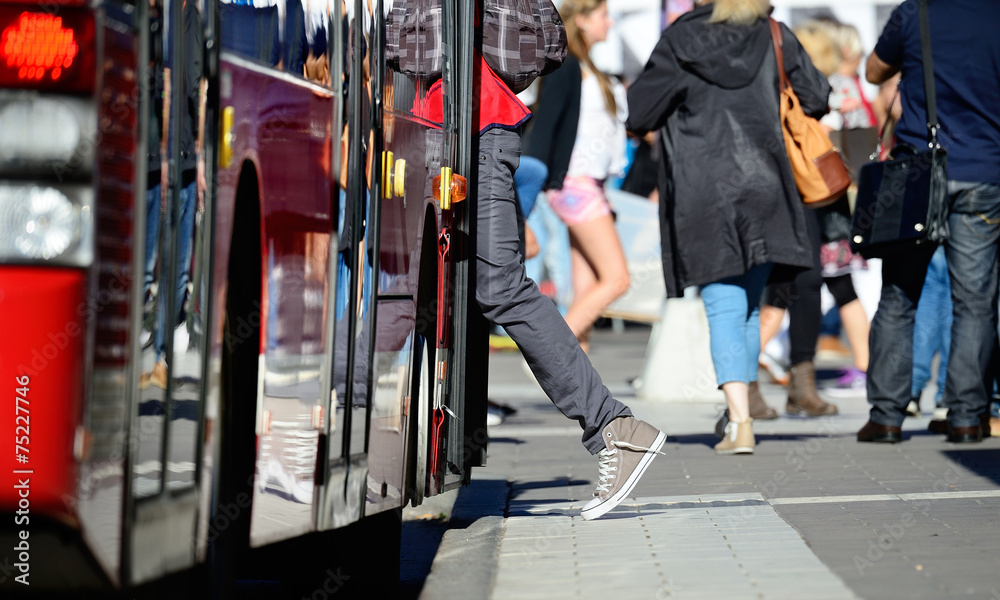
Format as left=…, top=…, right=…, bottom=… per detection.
left=0, top=6, right=94, bottom=91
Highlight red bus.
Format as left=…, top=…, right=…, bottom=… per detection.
left=0, top=0, right=486, bottom=594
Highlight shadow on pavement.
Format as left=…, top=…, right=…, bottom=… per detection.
left=942, top=447, right=1000, bottom=487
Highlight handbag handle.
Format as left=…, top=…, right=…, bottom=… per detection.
left=768, top=19, right=790, bottom=93
left=918, top=0, right=940, bottom=148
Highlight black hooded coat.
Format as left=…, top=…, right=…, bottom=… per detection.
left=626, top=5, right=831, bottom=296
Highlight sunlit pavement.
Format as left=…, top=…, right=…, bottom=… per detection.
left=417, top=325, right=1000, bottom=600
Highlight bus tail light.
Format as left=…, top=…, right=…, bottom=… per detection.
left=0, top=7, right=96, bottom=93
left=0, top=183, right=93, bottom=266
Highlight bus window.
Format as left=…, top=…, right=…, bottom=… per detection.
left=135, top=0, right=210, bottom=496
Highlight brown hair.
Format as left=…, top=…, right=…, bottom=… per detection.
left=560, top=0, right=616, bottom=115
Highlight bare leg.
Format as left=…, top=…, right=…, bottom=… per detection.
left=759, top=305, right=786, bottom=351
left=569, top=243, right=598, bottom=353
left=563, top=214, right=630, bottom=350
left=839, top=299, right=870, bottom=371
left=722, top=381, right=750, bottom=423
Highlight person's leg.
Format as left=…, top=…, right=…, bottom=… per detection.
left=943, top=181, right=1000, bottom=432
left=513, top=155, right=547, bottom=220
left=867, top=244, right=936, bottom=428
left=742, top=264, right=772, bottom=383
left=759, top=302, right=786, bottom=351
left=826, top=274, right=869, bottom=371
left=912, top=245, right=947, bottom=402
left=935, top=251, right=953, bottom=406
left=475, top=128, right=632, bottom=454
left=702, top=279, right=751, bottom=421
left=786, top=266, right=823, bottom=366
left=568, top=241, right=598, bottom=352
left=702, top=264, right=771, bottom=422
left=175, top=180, right=197, bottom=323
left=703, top=264, right=771, bottom=452
left=564, top=215, right=630, bottom=350
left=144, top=183, right=161, bottom=299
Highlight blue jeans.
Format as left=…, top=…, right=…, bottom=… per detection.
left=869, top=181, right=1000, bottom=428
left=942, top=181, right=1000, bottom=427
left=144, top=183, right=162, bottom=298
left=701, top=263, right=772, bottom=386
left=514, top=155, right=547, bottom=219
left=911, top=245, right=951, bottom=404
left=525, top=193, right=572, bottom=314
left=154, top=181, right=197, bottom=360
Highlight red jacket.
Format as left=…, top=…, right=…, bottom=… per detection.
left=413, top=50, right=531, bottom=134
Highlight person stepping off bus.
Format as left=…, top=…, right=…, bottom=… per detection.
left=582, top=416, right=667, bottom=520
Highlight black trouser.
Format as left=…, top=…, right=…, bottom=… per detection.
left=764, top=209, right=822, bottom=366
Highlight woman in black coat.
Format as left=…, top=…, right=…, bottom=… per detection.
left=626, top=0, right=831, bottom=454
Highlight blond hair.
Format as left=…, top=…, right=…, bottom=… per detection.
left=793, top=21, right=841, bottom=77
left=831, top=23, right=863, bottom=62
left=560, top=0, right=616, bottom=115
left=708, top=0, right=771, bottom=26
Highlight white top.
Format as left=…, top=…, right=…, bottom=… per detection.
left=566, top=71, right=629, bottom=181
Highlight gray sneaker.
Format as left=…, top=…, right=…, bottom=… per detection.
left=581, top=416, right=666, bottom=521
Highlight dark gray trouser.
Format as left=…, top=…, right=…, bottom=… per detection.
left=475, top=127, right=631, bottom=454
left=868, top=181, right=1000, bottom=429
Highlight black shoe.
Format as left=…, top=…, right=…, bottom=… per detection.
left=715, top=409, right=730, bottom=439
left=947, top=424, right=983, bottom=444
left=928, top=419, right=948, bottom=434
left=857, top=420, right=902, bottom=443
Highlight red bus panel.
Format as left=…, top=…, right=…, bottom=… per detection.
left=0, top=266, right=85, bottom=522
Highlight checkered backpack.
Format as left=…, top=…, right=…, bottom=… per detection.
left=386, top=0, right=566, bottom=93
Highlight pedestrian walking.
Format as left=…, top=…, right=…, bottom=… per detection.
left=626, top=0, right=831, bottom=454
left=402, top=0, right=666, bottom=518
left=522, top=0, right=631, bottom=354
left=858, top=0, right=1000, bottom=444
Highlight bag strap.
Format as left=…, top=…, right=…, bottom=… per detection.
left=918, top=0, right=940, bottom=147
left=768, top=18, right=790, bottom=92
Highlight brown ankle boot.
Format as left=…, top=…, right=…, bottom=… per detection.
left=749, top=381, right=778, bottom=420
left=787, top=361, right=839, bottom=416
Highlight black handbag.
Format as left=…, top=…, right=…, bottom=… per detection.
left=849, top=0, right=949, bottom=259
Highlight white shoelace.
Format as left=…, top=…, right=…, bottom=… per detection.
left=594, top=441, right=666, bottom=494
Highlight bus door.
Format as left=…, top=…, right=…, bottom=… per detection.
left=125, top=0, right=217, bottom=583
left=371, top=0, right=480, bottom=507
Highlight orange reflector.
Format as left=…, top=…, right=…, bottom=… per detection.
left=1, top=12, right=78, bottom=82
left=431, top=172, right=468, bottom=207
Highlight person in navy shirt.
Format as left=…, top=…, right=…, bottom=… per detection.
left=859, top=0, right=1000, bottom=444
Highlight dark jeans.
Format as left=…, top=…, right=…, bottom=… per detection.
left=868, top=181, right=1000, bottom=428
left=942, top=181, right=1000, bottom=427
left=475, top=128, right=630, bottom=453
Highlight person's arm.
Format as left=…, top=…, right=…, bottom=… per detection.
left=625, top=30, right=682, bottom=135
left=867, top=3, right=906, bottom=85
left=865, top=51, right=899, bottom=85
left=161, top=67, right=171, bottom=199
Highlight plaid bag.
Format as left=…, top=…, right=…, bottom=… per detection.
left=385, top=0, right=566, bottom=92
